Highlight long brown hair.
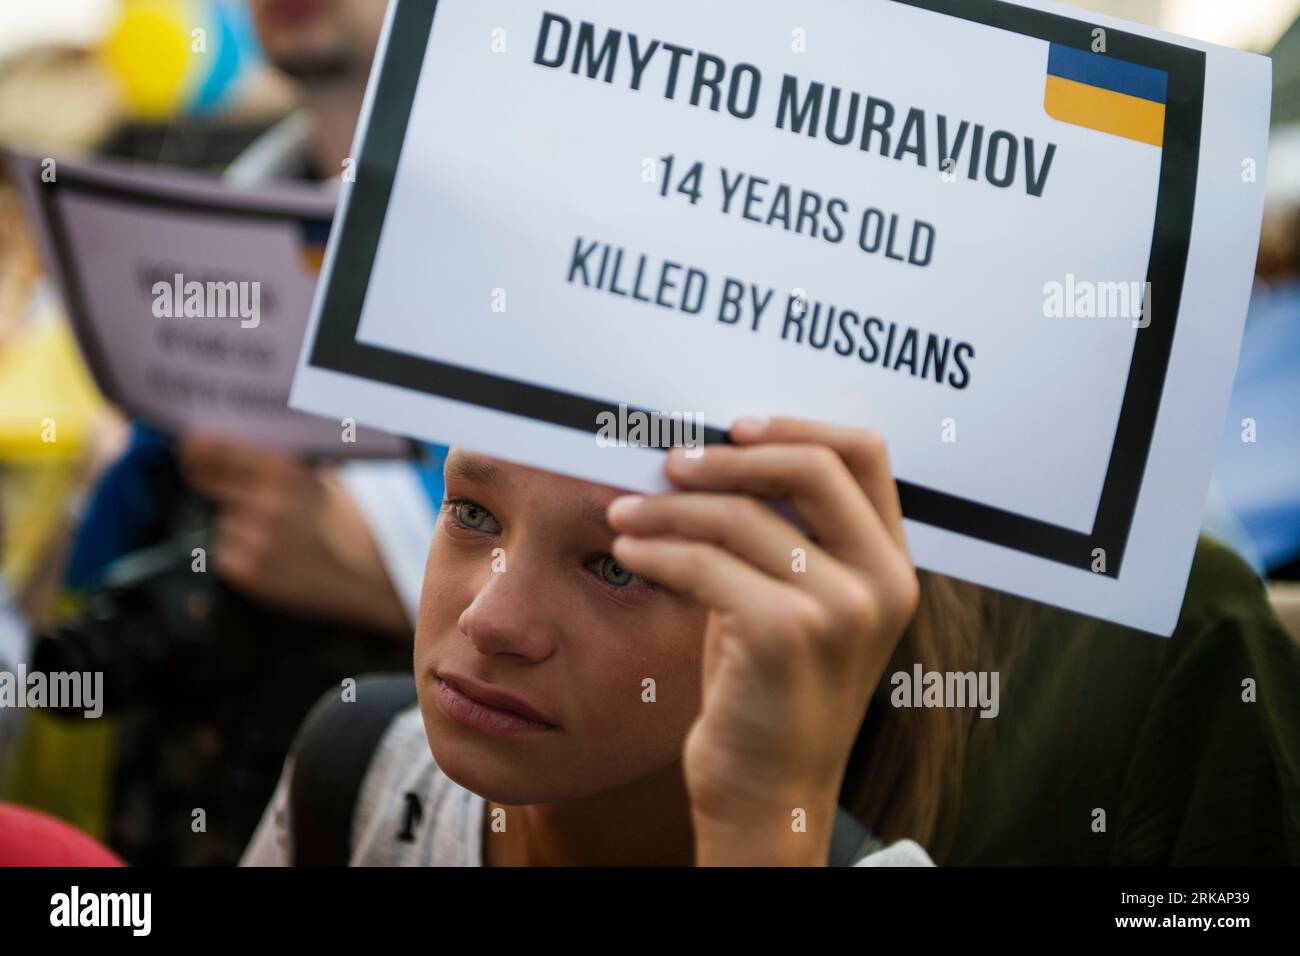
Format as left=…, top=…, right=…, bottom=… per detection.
left=840, top=572, right=1035, bottom=861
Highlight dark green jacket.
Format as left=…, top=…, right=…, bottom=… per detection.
left=945, top=537, right=1300, bottom=865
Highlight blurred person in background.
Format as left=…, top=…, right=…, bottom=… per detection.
left=190, top=0, right=444, bottom=638
left=94, top=0, right=434, bottom=643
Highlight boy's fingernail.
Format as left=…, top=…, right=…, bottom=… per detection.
left=669, top=447, right=701, bottom=468
left=732, top=416, right=769, bottom=437
left=608, top=495, right=644, bottom=520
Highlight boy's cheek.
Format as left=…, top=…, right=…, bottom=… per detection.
left=602, top=659, right=702, bottom=733
left=415, top=561, right=479, bottom=642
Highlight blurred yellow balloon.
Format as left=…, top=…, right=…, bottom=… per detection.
left=102, top=1, right=200, bottom=119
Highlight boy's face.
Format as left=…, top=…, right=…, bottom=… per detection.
left=414, top=450, right=709, bottom=806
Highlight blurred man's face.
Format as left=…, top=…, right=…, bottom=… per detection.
left=248, top=0, right=387, bottom=82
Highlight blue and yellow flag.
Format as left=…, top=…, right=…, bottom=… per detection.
left=1044, top=44, right=1167, bottom=147
left=298, top=220, right=332, bottom=275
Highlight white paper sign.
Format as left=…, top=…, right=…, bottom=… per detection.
left=290, top=0, right=1271, bottom=635
left=6, top=152, right=410, bottom=458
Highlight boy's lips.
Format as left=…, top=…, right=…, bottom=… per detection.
left=435, top=671, right=559, bottom=732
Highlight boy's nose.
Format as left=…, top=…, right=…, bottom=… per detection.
left=457, top=560, right=560, bottom=662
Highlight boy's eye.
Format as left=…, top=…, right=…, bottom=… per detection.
left=599, top=556, right=634, bottom=588
left=449, top=500, right=497, bottom=532
left=457, top=502, right=490, bottom=528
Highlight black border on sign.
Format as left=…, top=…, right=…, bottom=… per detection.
left=306, top=0, right=1205, bottom=578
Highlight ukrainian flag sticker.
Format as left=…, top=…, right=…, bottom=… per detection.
left=298, top=220, right=331, bottom=275
left=1044, top=44, right=1167, bottom=147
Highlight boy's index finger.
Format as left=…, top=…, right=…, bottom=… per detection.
left=728, top=416, right=908, bottom=554
left=662, top=443, right=892, bottom=572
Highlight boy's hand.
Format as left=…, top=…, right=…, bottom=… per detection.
left=608, top=417, right=919, bottom=865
